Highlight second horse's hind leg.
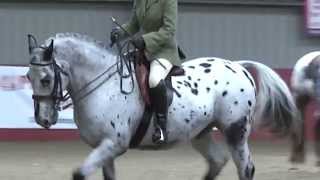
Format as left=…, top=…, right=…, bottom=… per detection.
left=314, top=117, right=320, bottom=166
left=290, top=94, right=309, bottom=163
left=225, top=117, right=255, bottom=180
left=191, top=130, right=229, bottom=180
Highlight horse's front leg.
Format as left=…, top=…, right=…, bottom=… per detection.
left=102, top=159, right=115, bottom=180
left=73, top=138, right=126, bottom=180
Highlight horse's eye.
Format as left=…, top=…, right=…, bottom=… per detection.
left=40, top=79, right=51, bottom=87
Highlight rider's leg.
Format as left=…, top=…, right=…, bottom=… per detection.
left=149, top=58, right=173, bottom=144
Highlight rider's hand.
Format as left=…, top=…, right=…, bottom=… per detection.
left=131, top=36, right=145, bottom=50
left=110, top=27, right=120, bottom=46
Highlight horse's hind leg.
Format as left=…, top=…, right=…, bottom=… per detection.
left=73, top=138, right=125, bottom=180
left=191, top=130, right=229, bottom=180
left=224, top=117, right=254, bottom=180
left=290, top=94, right=309, bottom=163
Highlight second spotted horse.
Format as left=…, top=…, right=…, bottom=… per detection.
left=26, top=33, right=299, bottom=180
left=290, top=51, right=320, bottom=166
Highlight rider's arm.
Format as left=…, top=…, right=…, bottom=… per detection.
left=142, top=0, right=177, bottom=54
left=120, top=2, right=140, bottom=39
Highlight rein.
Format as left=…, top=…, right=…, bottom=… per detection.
left=30, top=40, right=136, bottom=111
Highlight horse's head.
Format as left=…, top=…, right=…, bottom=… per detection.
left=26, top=34, right=70, bottom=129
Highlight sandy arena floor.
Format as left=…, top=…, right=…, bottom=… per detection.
left=0, top=141, right=319, bottom=180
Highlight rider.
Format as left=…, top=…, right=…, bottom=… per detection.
left=110, top=0, right=181, bottom=144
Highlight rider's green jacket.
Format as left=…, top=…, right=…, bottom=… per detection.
left=119, top=0, right=181, bottom=66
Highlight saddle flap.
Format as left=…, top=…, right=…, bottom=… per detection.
left=168, top=66, right=185, bottom=76
left=134, top=51, right=151, bottom=106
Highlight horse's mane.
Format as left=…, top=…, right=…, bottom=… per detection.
left=45, top=32, right=110, bottom=51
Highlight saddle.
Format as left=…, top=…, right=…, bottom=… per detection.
left=133, top=50, right=185, bottom=107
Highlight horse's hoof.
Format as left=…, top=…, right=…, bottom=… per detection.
left=73, top=170, right=85, bottom=180
left=203, top=174, right=212, bottom=180
left=289, top=154, right=305, bottom=164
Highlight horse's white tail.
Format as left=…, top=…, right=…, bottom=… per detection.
left=237, top=61, right=300, bottom=135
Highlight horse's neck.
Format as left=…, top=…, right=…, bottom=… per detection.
left=55, top=39, right=118, bottom=101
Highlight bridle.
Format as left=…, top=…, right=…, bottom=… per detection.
left=30, top=58, right=70, bottom=112
left=30, top=39, right=136, bottom=112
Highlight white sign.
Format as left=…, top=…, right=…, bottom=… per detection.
left=0, top=66, right=76, bottom=129
left=305, top=0, right=320, bottom=34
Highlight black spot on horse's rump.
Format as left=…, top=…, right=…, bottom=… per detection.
left=197, top=78, right=201, bottom=81
left=194, top=82, right=198, bottom=88
left=177, top=81, right=183, bottom=85
left=182, top=105, right=185, bottom=108
left=240, top=88, right=244, bottom=92
left=185, top=119, right=190, bottom=123
left=188, top=76, right=192, bottom=80
left=191, top=89, right=198, bottom=95
left=226, top=81, right=230, bottom=85
left=204, top=112, right=207, bottom=116
left=204, top=69, right=211, bottom=73
left=234, top=101, right=238, bottom=105
left=177, top=86, right=181, bottom=89
left=222, top=91, right=228, bottom=97
left=188, top=66, right=195, bottom=69
left=200, top=63, right=211, bottom=68
left=214, top=80, right=218, bottom=85
left=184, top=80, right=191, bottom=88
left=225, top=65, right=237, bottom=73
left=207, top=58, right=215, bottom=62
left=225, top=117, right=248, bottom=145
left=117, top=132, right=121, bottom=137
left=124, top=96, right=127, bottom=100
left=206, top=87, right=210, bottom=92
left=110, top=121, right=115, bottom=129
left=248, top=100, right=252, bottom=106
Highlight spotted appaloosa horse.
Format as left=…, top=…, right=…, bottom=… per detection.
left=27, top=33, right=299, bottom=180
left=290, top=51, right=320, bottom=165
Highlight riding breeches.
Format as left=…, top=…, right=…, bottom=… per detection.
left=149, top=58, right=173, bottom=88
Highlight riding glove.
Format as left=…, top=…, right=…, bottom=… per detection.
left=110, top=28, right=121, bottom=46
left=132, top=36, right=145, bottom=50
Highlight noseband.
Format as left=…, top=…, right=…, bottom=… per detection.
left=30, top=59, right=70, bottom=111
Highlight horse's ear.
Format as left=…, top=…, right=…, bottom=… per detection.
left=44, top=40, right=54, bottom=61
left=27, top=34, right=38, bottom=54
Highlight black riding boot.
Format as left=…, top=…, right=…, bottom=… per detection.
left=150, top=80, right=169, bottom=145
